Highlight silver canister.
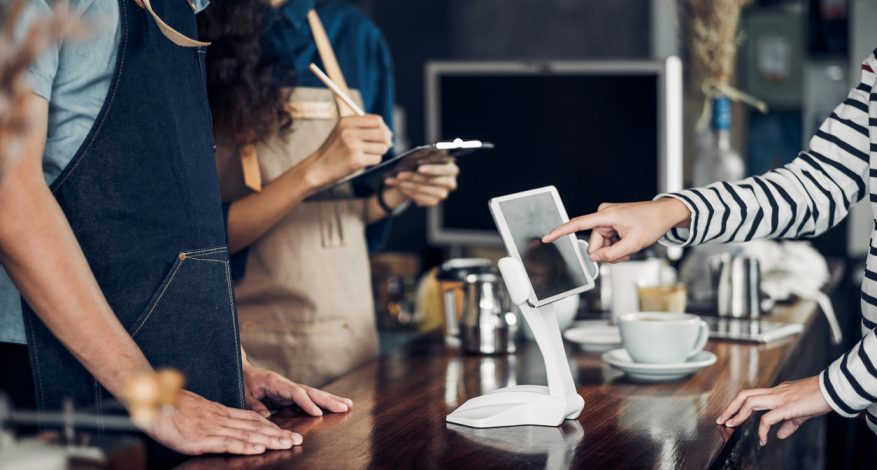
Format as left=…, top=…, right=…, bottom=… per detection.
left=459, top=272, right=518, bottom=355
left=713, top=254, right=763, bottom=318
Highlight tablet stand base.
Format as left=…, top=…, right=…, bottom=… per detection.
left=446, top=246, right=590, bottom=428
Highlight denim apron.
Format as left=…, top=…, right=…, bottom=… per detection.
left=215, top=10, right=378, bottom=387
left=21, top=0, right=245, bottom=412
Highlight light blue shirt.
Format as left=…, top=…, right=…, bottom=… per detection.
left=0, top=0, right=210, bottom=344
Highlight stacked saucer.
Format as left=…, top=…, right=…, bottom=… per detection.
left=602, top=348, right=716, bottom=382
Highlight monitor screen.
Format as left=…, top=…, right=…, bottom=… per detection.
left=430, top=68, right=662, bottom=243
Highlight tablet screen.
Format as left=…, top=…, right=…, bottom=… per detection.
left=496, top=191, right=590, bottom=302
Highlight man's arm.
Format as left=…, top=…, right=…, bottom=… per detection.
left=0, top=93, right=297, bottom=455
left=0, top=94, right=152, bottom=398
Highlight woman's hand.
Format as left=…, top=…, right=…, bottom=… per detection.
left=383, top=161, right=460, bottom=207
left=242, top=363, right=353, bottom=418
left=716, top=376, right=832, bottom=446
left=304, top=114, right=393, bottom=189
left=541, top=198, right=691, bottom=263
left=144, top=389, right=300, bottom=455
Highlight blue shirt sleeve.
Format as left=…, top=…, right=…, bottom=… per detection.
left=20, top=0, right=61, bottom=100
left=356, top=22, right=396, bottom=252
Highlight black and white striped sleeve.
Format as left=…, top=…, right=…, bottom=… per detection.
left=655, top=55, right=877, bottom=418
left=819, top=330, right=877, bottom=417
left=655, top=60, right=873, bottom=248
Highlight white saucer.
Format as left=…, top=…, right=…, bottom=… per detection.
left=602, top=348, right=717, bottom=382
left=563, top=321, right=622, bottom=353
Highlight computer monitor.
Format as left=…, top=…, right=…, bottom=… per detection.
left=425, top=58, right=683, bottom=246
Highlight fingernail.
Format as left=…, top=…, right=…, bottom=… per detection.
left=255, top=445, right=266, bottom=452
left=759, top=439, right=765, bottom=447
left=260, top=410, right=271, bottom=417
left=715, top=417, right=723, bottom=424
left=292, top=433, right=303, bottom=445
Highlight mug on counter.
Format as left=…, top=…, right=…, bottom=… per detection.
left=618, top=312, right=709, bottom=364
left=607, top=259, right=664, bottom=321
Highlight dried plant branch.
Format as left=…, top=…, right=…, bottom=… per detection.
left=682, top=0, right=752, bottom=85
left=0, top=0, right=86, bottom=178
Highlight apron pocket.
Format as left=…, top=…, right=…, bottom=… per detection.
left=126, top=247, right=244, bottom=408
left=240, top=317, right=376, bottom=387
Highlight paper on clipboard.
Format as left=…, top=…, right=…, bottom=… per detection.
left=308, top=138, right=493, bottom=199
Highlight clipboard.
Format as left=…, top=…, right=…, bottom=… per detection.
left=308, top=138, right=493, bottom=200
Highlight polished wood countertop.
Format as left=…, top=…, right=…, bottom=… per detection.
left=178, top=300, right=830, bottom=469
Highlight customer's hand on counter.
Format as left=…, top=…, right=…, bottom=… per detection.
left=541, top=198, right=691, bottom=263
left=242, top=362, right=353, bottom=418
left=716, top=375, right=832, bottom=446
left=384, top=160, right=460, bottom=207
left=145, top=389, right=300, bottom=455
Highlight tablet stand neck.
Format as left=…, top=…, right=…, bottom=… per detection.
left=445, top=240, right=591, bottom=428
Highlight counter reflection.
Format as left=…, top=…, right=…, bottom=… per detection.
left=447, top=420, right=584, bottom=470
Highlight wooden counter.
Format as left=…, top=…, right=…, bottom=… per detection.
left=178, top=301, right=830, bottom=469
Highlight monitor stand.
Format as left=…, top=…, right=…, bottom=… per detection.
left=445, top=241, right=592, bottom=428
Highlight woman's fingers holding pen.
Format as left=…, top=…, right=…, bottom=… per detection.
left=310, top=115, right=393, bottom=185
left=340, top=115, right=393, bottom=144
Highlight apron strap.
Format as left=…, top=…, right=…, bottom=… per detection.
left=306, top=9, right=356, bottom=117
left=240, top=144, right=262, bottom=192
left=138, top=0, right=210, bottom=48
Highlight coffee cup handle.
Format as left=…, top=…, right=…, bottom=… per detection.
left=687, top=320, right=710, bottom=359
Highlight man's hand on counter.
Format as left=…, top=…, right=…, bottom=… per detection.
left=241, top=349, right=353, bottom=419
left=715, top=375, right=831, bottom=446
left=146, top=389, right=299, bottom=455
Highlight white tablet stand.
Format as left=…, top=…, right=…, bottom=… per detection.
left=446, top=240, right=594, bottom=428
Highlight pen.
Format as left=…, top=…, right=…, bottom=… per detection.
left=308, top=63, right=366, bottom=116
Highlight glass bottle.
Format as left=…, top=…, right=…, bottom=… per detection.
left=693, top=95, right=745, bottom=187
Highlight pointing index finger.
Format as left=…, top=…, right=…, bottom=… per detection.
left=542, top=213, right=607, bottom=243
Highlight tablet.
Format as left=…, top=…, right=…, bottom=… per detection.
left=702, top=317, right=804, bottom=343
left=309, top=139, right=494, bottom=199
left=489, top=186, right=596, bottom=307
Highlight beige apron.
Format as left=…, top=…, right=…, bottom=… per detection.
left=221, top=11, right=378, bottom=387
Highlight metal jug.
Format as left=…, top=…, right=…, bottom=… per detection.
left=710, top=253, right=764, bottom=318
left=458, top=272, right=518, bottom=355
left=437, top=258, right=494, bottom=344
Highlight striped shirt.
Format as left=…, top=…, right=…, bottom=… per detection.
left=658, top=53, right=877, bottom=432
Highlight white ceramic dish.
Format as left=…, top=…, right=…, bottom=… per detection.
left=563, top=321, right=622, bottom=352
left=602, top=348, right=716, bottom=382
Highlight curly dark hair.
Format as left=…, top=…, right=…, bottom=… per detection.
left=197, top=0, right=292, bottom=151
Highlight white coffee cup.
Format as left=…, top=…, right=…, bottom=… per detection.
left=618, top=312, right=709, bottom=364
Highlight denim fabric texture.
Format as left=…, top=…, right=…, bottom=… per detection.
left=21, top=0, right=244, bottom=412
left=0, top=0, right=210, bottom=345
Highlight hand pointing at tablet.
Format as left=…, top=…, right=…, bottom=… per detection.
left=542, top=198, right=692, bottom=263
